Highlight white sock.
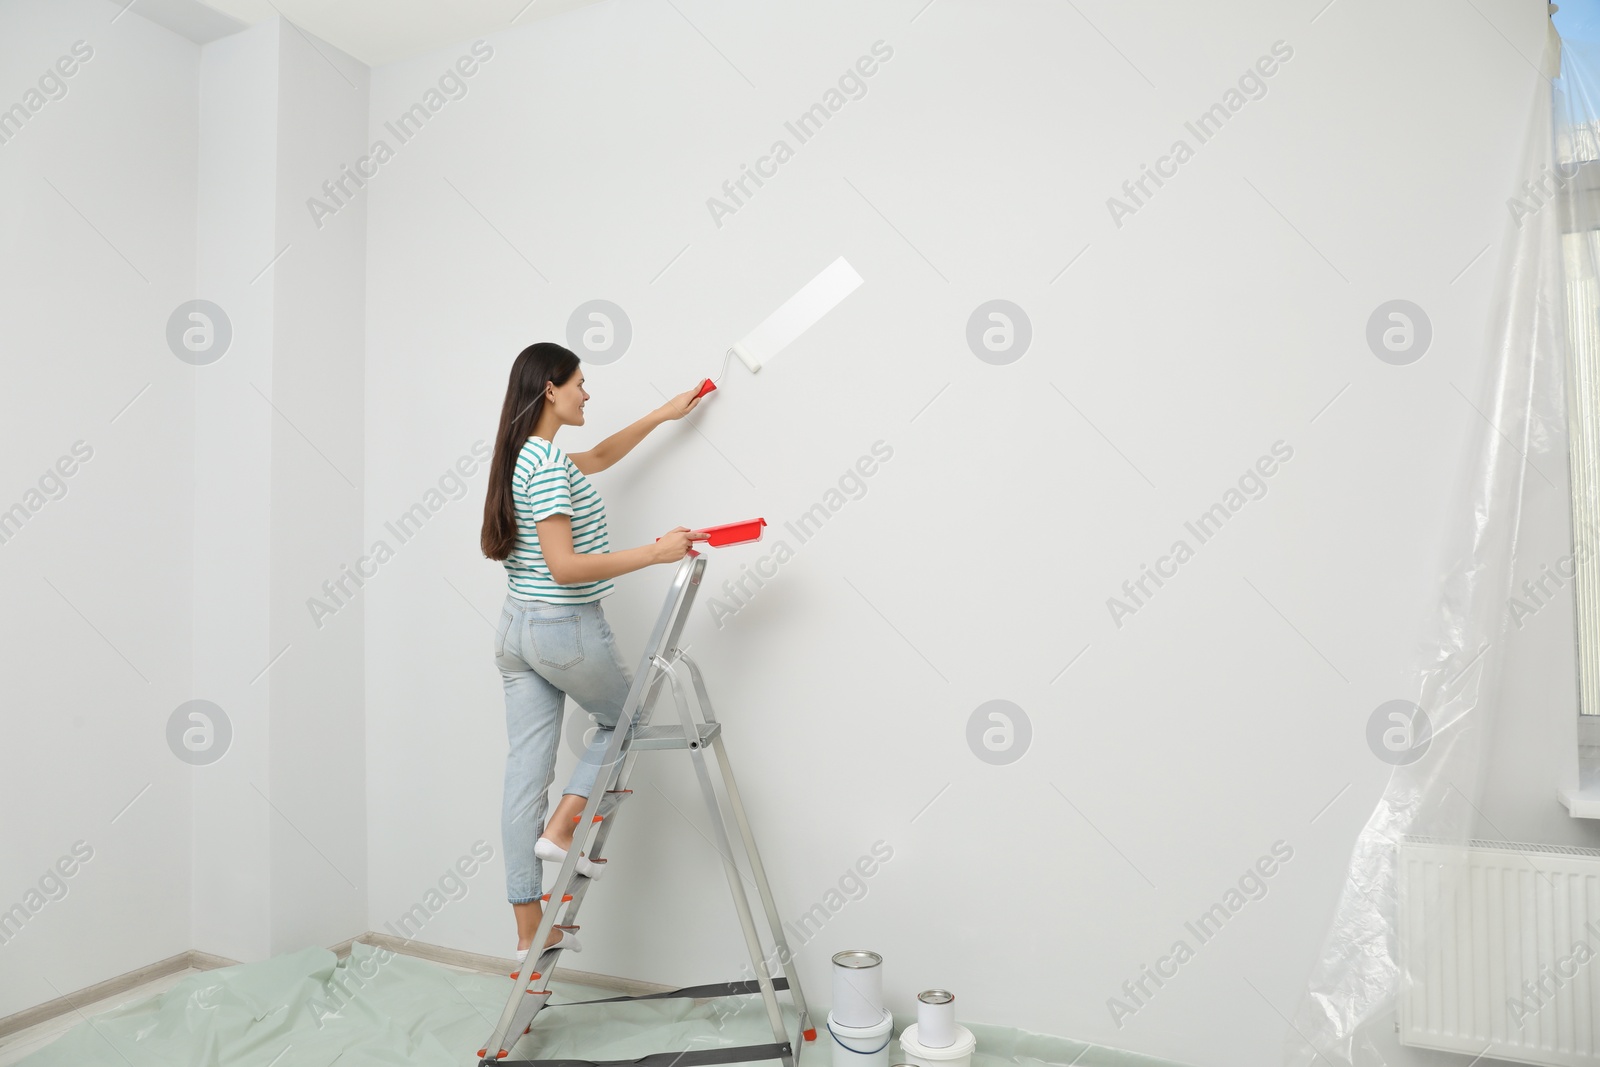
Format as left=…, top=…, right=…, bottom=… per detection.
left=514, top=926, right=581, bottom=961
left=534, top=837, right=607, bottom=880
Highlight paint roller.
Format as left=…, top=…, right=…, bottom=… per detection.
left=693, top=256, right=864, bottom=399
left=669, top=261, right=860, bottom=553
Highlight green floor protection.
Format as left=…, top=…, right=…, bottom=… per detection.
left=15, top=942, right=1194, bottom=1067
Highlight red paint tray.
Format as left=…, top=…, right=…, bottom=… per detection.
left=698, top=518, right=766, bottom=547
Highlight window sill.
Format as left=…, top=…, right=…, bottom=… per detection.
left=1559, top=787, right=1600, bottom=819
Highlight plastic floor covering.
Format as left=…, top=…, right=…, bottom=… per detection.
left=13, top=942, right=1192, bottom=1067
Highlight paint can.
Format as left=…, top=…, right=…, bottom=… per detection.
left=831, top=950, right=884, bottom=1027
left=915, top=990, right=956, bottom=1048
left=896, top=1022, right=976, bottom=1067
left=827, top=1007, right=893, bottom=1067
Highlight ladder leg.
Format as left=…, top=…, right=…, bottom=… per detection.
left=679, top=653, right=814, bottom=1044
left=662, top=663, right=795, bottom=1067
left=708, top=733, right=814, bottom=1042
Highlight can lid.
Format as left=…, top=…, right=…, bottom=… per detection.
left=832, top=950, right=883, bottom=969
left=917, top=989, right=955, bottom=1005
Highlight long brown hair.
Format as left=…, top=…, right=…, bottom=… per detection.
left=481, top=342, right=581, bottom=560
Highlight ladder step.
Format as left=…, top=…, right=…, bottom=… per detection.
left=512, top=926, right=583, bottom=979
left=501, top=985, right=552, bottom=1056
left=495, top=1041, right=793, bottom=1067
left=622, top=723, right=721, bottom=751
left=588, top=789, right=631, bottom=822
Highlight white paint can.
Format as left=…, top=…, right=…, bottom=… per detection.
left=915, top=990, right=956, bottom=1048
left=827, top=1008, right=893, bottom=1067
left=896, top=1022, right=976, bottom=1067
left=831, top=949, right=884, bottom=1027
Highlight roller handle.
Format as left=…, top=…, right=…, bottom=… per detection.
left=655, top=532, right=704, bottom=558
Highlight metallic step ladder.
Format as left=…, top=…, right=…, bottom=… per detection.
left=477, top=553, right=816, bottom=1066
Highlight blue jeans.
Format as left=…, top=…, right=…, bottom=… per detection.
left=495, top=594, right=636, bottom=904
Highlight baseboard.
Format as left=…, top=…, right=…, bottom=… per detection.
left=0, top=948, right=237, bottom=1041
left=0, top=934, right=670, bottom=1042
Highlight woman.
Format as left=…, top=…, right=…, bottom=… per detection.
left=480, top=341, right=708, bottom=962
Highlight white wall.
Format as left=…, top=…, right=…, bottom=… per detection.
left=0, top=0, right=369, bottom=1010
left=190, top=12, right=278, bottom=966
left=0, top=0, right=198, bottom=1018
left=263, top=12, right=369, bottom=958
left=358, top=2, right=1584, bottom=1066
left=189, top=12, right=370, bottom=962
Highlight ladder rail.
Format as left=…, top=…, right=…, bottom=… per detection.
left=481, top=675, right=675, bottom=1058
left=496, top=670, right=676, bottom=1055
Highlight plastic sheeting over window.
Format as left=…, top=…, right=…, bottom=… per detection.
left=1285, top=15, right=1599, bottom=1067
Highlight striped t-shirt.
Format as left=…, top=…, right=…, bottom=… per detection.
left=504, top=436, right=614, bottom=603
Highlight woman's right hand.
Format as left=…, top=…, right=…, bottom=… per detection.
left=654, top=527, right=708, bottom=563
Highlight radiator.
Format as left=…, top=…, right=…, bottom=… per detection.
left=1398, top=836, right=1600, bottom=1066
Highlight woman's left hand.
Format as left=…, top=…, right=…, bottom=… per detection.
left=658, top=384, right=704, bottom=421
